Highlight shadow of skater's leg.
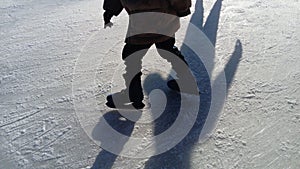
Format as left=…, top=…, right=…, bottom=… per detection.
left=203, top=0, right=223, bottom=46
left=191, top=0, right=204, bottom=29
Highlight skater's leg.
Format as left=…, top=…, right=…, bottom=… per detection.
left=155, top=37, right=188, bottom=66
left=122, top=43, right=151, bottom=103
left=155, top=38, right=198, bottom=94
left=106, top=43, right=151, bottom=108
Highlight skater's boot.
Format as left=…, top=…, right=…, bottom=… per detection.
left=167, top=79, right=180, bottom=92
left=106, top=89, right=130, bottom=105
left=128, top=72, right=145, bottom=109
left=106, top=90, right=145, bottom=109
left=106, top=72, right=145, bottom=109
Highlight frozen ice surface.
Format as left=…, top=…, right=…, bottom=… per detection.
left=0, top=0, right=299, bottom=168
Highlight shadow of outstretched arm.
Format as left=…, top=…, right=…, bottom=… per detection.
left=224, top=40, right=243, bottom=88
left=190, top=0, right=204, bottom=29
left=193, top=39, right=243, bottom=146
left=176, top=40, right=243, bottom=169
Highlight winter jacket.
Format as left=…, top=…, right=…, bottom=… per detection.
left=103, top=0, right=192, bottom=44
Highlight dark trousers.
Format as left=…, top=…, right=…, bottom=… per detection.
left=122, top=37, right=188, bottom=102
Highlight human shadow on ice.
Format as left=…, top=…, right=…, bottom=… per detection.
left=144, top=0, right=243, bottom=168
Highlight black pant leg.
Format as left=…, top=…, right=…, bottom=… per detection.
left=155, top=38, right=189, bottom=76
left=122, top=43, right=152, bottom=102
left=155, top=37, right=188, bottom=65
left=155, top=38, right=198, bottom=93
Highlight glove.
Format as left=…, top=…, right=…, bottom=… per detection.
left=103, top=11, right=113, bottom=25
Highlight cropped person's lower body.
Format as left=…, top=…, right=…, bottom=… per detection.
left=106, top=37, right=195, bottom=109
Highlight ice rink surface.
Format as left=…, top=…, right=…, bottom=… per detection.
left=0, top=0, right=299, bottom=168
